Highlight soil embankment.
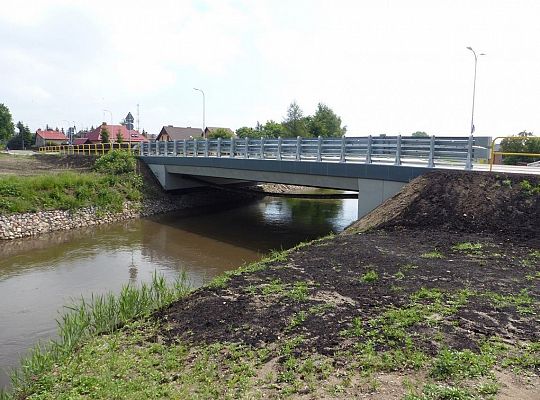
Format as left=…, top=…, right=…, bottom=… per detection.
left=351, top=171, right=540, bottom=238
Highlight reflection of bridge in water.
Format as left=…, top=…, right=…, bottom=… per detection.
left=141, top=135, right=537, bottom=216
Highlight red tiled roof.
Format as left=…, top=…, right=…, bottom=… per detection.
left=86, top=124, right=148, bottom=143
left=36, top=129, right=67, bottom=141
left=73, top=138, right=90, bottom=145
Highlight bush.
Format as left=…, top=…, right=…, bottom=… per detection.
left=94, top=150, right=136, bottom=174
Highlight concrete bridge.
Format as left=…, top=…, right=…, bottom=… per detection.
left=138, top=135, right=511, bottom=216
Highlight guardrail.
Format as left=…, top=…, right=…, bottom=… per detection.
left=489, top=136, right=540, bottom=171
left=141, top=135, right=489, bottom=170
left=39, top=143, right=137, bottom=155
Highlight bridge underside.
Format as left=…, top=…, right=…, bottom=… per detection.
left=141, top=157, right=431, bottom=217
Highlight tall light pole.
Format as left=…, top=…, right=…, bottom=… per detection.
left=103, top=109, right=113, bottom=125
left=466, top=46, right=485, bottom=134
left=193, top=88, right=205, bottom=135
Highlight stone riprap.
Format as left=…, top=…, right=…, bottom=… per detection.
left=0, top=190, right=256, bottom=240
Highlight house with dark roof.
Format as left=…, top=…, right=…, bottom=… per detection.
left=35, top=129, right=68, bottom=147
left=156, top=126, right=204, bottom=141
left=204, top=127, right=235, bottom=138
left=85, top=123, right=148, bottom=144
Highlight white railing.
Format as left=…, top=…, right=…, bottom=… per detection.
left=141, top=135, right=489, bottom=170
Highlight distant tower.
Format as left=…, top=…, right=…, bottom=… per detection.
left=137, top=104, right=140, bottom=132
left=124, top=112, right=134, bottom=130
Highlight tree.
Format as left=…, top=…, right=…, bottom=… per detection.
left=262, top=120, right=286, bottom=138
left=307, top=103, right=346, bottom=137
left=500, top=132, right=540, bottom=165
left=208, top=128, right=234, bottom=139
left=236, top=126, right=256, bottom=138
left=412, top=131, right=429, bottom=137
left=283, top=101, right=309, bottom=137
left=0, top=103, right=14, bottom=142
left=116, top=129, right=124, bottom=143
left=7, top=121, right=33, bottom=149
left=101, top=127, right=110, bottom=143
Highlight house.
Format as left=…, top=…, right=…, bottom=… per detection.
left=35, top=129, right=68, bottom=147
left=204, top=127, right=234, bottom=138
left=85, top=123, right=148, bottom=144
left=156, top=126, right=204, bottom=141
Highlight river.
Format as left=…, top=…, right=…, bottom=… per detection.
left=0, top=195, right=357, bottom=389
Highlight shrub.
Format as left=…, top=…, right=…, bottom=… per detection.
left=94, top=150, right=136, bottom=174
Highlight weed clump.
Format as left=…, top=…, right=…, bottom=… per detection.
left=94, top=150, right=136, bottom=174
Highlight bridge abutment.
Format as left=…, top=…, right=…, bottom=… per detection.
left=357, top=179, right=405, bottom=218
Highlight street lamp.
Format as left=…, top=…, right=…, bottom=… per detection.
left=466, top=46, right=485, bottom=134
left=103, top=109, right=113, bottom=125
left=193, top=88, right=205, bottom=135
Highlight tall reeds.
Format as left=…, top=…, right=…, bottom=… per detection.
left=5, top=272, right=190, bottom=397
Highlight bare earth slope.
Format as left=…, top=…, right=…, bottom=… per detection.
left=351, top=171, right=540, bottom=238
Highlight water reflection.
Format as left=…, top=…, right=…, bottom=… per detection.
left=0, top=195, right=357, bottom=389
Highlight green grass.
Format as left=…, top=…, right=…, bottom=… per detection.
left=452, top=242, right=483, bottom=252
left=360, top=269, right=379, bottom=283
left=0, top=171, right=143, bottom=214
left=7, top=273, right=191, bottom=398
left=483, top=289, right=535, bottom=315
left=421, top=251, right=445, bottom=259
left=405, top=383, right=475, bottom=400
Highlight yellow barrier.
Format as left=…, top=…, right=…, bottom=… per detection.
left=489, top=136, right=540, bottom=171
left=37, top=143, right=137, bottom=155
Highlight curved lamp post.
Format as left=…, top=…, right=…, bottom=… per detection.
left=193, top=88, right=205, bottom=135
left=466, top=46, right=485, bottom=134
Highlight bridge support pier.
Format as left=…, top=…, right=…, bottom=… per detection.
left=357, top=178, right=405, bottom=219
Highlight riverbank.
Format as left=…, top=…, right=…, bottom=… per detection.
left=4, top=171, right=539, bottom=399
left=0, top=152, right=259, bottom=240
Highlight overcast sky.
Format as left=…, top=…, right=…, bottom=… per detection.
left=1, top=0, right=539, bottom=137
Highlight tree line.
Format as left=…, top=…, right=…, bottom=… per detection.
left=209, top=102, right=347, bottom=139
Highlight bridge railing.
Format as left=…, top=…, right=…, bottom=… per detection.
left=141, top=135, right=490, bottom=170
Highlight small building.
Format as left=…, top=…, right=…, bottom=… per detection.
left=204, top=127, right=234, bottom=138
left=156, top=126, right=204, bottom=141
left=85, top=123, right=148, bottom=144
left=35, top=129, right=68, bottom=147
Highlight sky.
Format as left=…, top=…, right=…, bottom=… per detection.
left=1, top=0, right=539, bottom=137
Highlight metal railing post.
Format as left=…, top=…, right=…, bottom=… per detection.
left=217, top=137, right=222, bottom=158
left=277, top=137, right=282, bottom=160
left=366, top=135, right=372, bottom=163
left=182, top=140, right=186, bottom=157
left=173, top=140, right=178, bottom=156
left=296, top=136, right=301, bottom=160
left=465, top=135, right=473, bottom=170
left=340, top=135, right=346, bottom=163
left=259, top=137, right=264, bottom=159
left=394, top=135, right=402, bottom=166
left=428, top=135, right=435, bottom=168
left=245, top=137, right=249, bottom=158
left=193, top=139, right=197, bottom=157
left=204, top=139, right=209, bottom=157
left=230, top=137, right=235, bottom=158
left=317, top=136, right=322, bottom=162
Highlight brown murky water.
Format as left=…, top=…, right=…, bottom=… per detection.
left=0, top=196, right=357, bottom=389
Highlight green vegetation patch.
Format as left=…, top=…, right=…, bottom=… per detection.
left=421, top=251, right=445, bottom=259
left=452, top=242, right=483, bottom=253
left=360, top=269, right=379, bottom=283
left=7, top=273, right=191, bottom=399
left=482, top=289, right=535, bottom=315
left=0, top=171, right=142, bottom=216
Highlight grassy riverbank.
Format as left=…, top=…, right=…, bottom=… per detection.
left=0, top=152, right=143, bottom=215
left=2, top=273, right=191, bottom=399
left=4, top=231, right=539, bottom=399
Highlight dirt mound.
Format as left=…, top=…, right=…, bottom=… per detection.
left=351, top=171, right=540, bottom=237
